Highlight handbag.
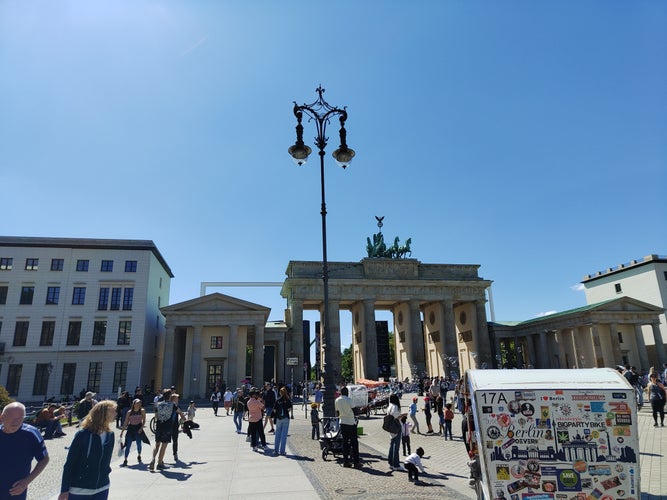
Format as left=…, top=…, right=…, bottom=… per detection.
left=382, top=414, right=400, bottom=434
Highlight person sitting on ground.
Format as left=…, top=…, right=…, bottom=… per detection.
left=403, top=447, right=426, bottom=484
left=182, top=401, right=199, bottom=439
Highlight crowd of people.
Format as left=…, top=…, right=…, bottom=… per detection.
left=3, top=365, right=666, bottom=496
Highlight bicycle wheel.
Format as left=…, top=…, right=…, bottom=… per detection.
left=150, top=416, right=157, bottom=434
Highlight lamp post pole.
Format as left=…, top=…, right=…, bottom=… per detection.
left=288, top=86, right=355, bottom=418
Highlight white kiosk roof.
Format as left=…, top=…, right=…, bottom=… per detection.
left=467, top=368, right=631, bottom=391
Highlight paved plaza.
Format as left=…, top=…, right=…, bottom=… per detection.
left=24, top=397, right=667, bottom=499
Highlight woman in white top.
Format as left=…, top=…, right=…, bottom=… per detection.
left=387, top=394, right=405, bottom=470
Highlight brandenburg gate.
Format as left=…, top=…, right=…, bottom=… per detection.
left=281, top=257, right=493, bottom=382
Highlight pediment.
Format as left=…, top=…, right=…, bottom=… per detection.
left=161, top=292, right=270, bottom=314
left=589, top=297, right=664, bottom=314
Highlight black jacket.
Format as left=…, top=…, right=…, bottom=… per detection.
left=61, top=429, right=114, bottom=493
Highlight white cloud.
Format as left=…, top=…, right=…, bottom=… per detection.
left=571, top=283, right=585, bottom=292
left=535, top=310, right=557, bottom=318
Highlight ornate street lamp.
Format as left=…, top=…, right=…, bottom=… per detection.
left=289, top=86, right=355, bottom=418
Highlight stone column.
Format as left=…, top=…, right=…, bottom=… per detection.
left=514, top=333, right=523, bottom=368
left=525, top=335, right=536, bottom=368
left=190, top=324, right=203, bottom=398
left=289, top=299, right=304, bottom=365
left=277, top=335, right=285, bottom=384
left=442, top=300, right=458, bottom=377
left=363, top=299, right=378, bottom=380
left=634, top=324, right=650, bottom=372
left=538, top=331, right=549, bottom=368
left=571, top=327, right=584, bottom=368
left=328, top=301, right=342, bottom=384
left=474, top=300, right=492, bottom=368
left=651, top=322, right=666, bottom=364
left=253, top=322, right=265, bottom=385
left=408, top=300, right=426, bottom=374
left=182, top=327, right=193, bottom=396
left=609, top=323, right=623, bottom=364
left=590, top=324, right=602, bottom=367
left=555, top=330, right=567, bottom=368
left=227, top=324, right=239, bottom=389
left=161, top=323, right=177, bottom=389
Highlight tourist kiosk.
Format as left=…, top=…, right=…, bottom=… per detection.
left=465, top=368, right=640, bottom=500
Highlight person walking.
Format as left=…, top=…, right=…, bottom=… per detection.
left=648, top=372, right=666, bottom=427
left=119, top=399, right=146, bottom=466
left=335, top=386, right=361, bottom=468
left=386, top=394, right=405, bottom=471
left=272, top=386, right=292, bottom=456
left=0, top=402, right=50, bottom=500
left=232, top=388, right=246, bottom=434
left=262, top=383, right=276, bottom=434
left=169, top=393, right=185, bottom=461
left=400, top=415, right=412, bottom=456
left=149, top=389, right=185, bottom=471
left=246, top=388, right=267, bottom=452
left=76, top=392, right=97, bottom=426
left=422, top=397, right=434, bottom=434
left=59, top=400, right=117, bottom=499
left=223, top=388, right=234, bottom=416
left=210, top=386, right=221, bottom=417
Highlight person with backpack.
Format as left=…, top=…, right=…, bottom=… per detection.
left=648, top=372, right=666, bottom=427
left=148, top=389, right=185, bottom=471
left=232, top=388, right=247, bottom=434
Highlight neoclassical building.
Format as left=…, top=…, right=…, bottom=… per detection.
left=489, top=297, right=664, bottom=371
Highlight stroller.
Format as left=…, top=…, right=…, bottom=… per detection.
left=319, top=417, right=344, bottom=461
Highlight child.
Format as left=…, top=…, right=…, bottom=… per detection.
left=444, top=402, right=454, bottom=440
left=310, top=402, right=321, bottom=440
left=422, top=397, right=434, bottom=434
left=400, top=415, right=412, bottom=455
left=404, top=446, right=426, bottom=483
left=182, top=401, right=199, bottom=439
left=409, top=397, right=420, bottom=434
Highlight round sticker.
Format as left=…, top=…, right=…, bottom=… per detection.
left=487, top=425, right=501, bottom=439
left=520, top=402, right=535, bottom=416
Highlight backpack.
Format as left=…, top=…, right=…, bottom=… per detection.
left=156, top=401, right=174, bottom=423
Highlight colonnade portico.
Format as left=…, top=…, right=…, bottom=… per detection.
left=281, top=258, right=493, bottom=382
left=490, top=297, right=664, bottom=371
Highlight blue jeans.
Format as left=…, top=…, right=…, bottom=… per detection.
left=124, top=432, right=142, bottom=458
left=274, top=417, right=290, bottom=454
left=233, top=411, right=243, bottom=432
left=388, top=432, right=401, bottom=467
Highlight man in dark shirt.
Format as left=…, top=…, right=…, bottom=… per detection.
left=0, top=402, right=49, bottom=499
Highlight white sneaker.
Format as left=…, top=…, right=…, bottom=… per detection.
left=400, top=464, right=407, bottom=471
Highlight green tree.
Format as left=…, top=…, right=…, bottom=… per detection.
left=341, top=344, right=353, bottom=382
left=0, top=385, right=13, bottom=412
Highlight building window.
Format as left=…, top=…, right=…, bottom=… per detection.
left=101, top=260, right=114, bottom=272
left=76, top=259, right=89, bottom=272
left=210, top=336, right=223, bottom=349
left=125, top=260, right=137, bottom=272
left=60, top=363, right=76, bottom=395
left=0, top=258, right=13, bottom=270
left=98, top=288, right=109, bottom=310
left=614, top=283, right=622, bottom=293
left=122, top=288, right=133, bottom=311
left=40, top=321, right=55, bottom=346
left=19, top=286, right=35, bottom=305
left=67, top=321, right=82, bottom=346
left=50, top=259, right=64, bottom=271
left=72, top=287, right=86, bottom=305
left=87, top=362, right=102, bottom=393
left=0, top=286, right=7, bottom=305
left=110, top=287, right=121, bottom=310
left=13, top=321, right=29, bottom=346
left=617, top=331, right=623, bottom=344
left=46, top=286, right=60, bottom=305
left=117, top=321, right=131, bottom=345
left=112, top=362, right=128, bottom=392
left=33, top=363, right=51, bottom=396
left=92, top=321, right=107, bottom=345
left=6, top=364, right=22, bottom=395
left=25, top=258, right=39, bottom=271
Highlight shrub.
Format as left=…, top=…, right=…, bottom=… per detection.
left=0, top=386, right=14, bottom=412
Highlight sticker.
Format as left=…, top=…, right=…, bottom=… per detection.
left=487, top=425, right=501, bottom=439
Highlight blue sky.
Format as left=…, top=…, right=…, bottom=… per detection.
left=1, top=1, right=666, bottom=351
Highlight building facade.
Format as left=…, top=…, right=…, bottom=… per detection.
left=582, top=254, right=667, bottom=366
left=0, top=237, right=173, bottom=402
